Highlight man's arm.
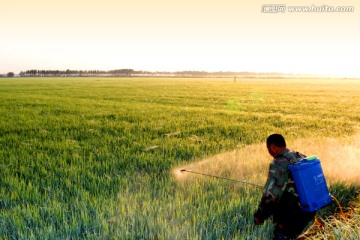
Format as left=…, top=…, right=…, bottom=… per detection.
left=254, top=160, right=288, bottom=224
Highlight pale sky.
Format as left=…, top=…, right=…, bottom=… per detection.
left=1, top=0, right=359, bottom=77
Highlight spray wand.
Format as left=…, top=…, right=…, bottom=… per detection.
left=180, top=169, right=263, bottom=188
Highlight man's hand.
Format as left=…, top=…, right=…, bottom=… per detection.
left=254, top=216, right=264, bottom=225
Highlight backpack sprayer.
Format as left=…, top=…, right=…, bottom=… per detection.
left=288, top=156, right=333, bottom=212
left=181, top=155, right=333, bottom=212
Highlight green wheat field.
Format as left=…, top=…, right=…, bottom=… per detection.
left=1, top=77, right=359, bottom=239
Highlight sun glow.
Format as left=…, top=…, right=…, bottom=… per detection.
left=1, top=0, right=360, bottom=77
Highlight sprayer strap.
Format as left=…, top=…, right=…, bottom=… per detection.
left=281, top=151, right=305, bottom=164
left=280, top=154, right=296, bottom=164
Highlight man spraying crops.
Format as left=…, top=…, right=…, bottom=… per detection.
left=254, top=134, right=316, bottom=240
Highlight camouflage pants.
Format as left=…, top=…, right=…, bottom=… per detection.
left=273, top=211, right=316, bottom=240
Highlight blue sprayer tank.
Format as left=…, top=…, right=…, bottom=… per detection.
left=289, top=156, right=332, bottom=212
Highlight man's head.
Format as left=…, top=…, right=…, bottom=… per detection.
left=266, top=134, right=287, bottom=157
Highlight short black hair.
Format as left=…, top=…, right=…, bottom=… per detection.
left=267, top=134, right=286, bottom=147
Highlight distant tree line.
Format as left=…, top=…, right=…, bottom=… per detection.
left=19, top=69, right=219, bottom=77
left=19, top=69, right=149, bottom=77
left=0, top=72, right=15, bottom=77
left=16, top=69, right=292, bottom=78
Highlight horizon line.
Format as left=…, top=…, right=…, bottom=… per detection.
left=1, top=69, right=359, bottom=78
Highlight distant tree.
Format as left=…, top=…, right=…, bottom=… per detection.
left=7, top=72, right=15, bottom=77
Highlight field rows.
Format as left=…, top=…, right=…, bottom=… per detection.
left=1, top=78, right=359, bottom=239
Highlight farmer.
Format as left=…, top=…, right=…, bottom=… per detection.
left=254, top=134, right=316, bottom=239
